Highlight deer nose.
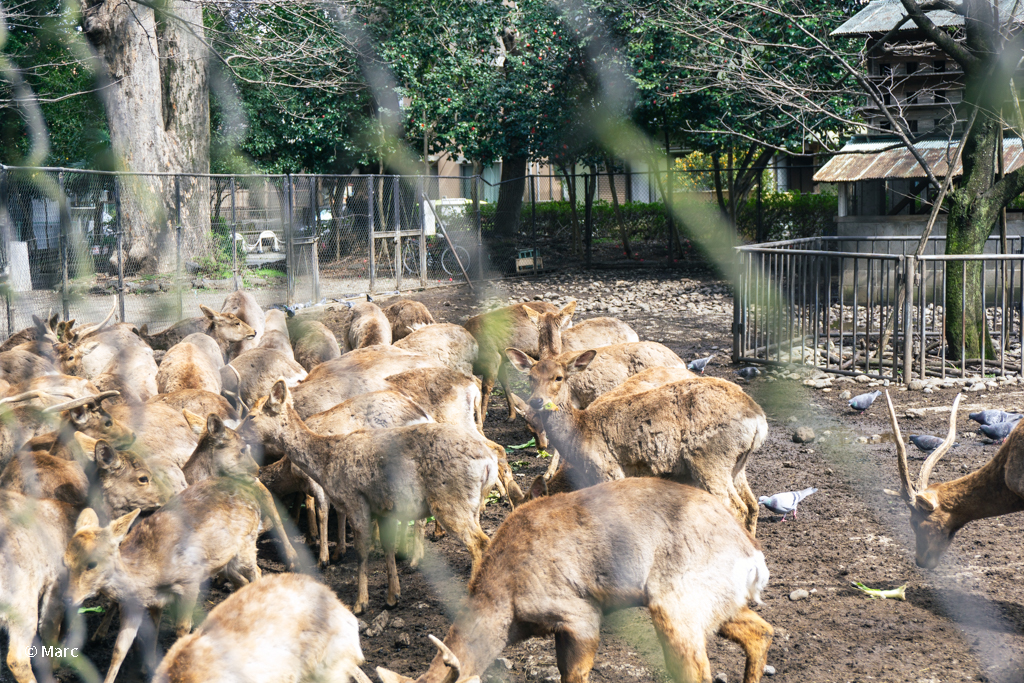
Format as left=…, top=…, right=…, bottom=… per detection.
left=529, top=398, right=545, bottom=411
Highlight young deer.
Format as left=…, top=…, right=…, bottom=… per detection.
left=506, top=349, right=765, bottom=534
left=64, top=475, right=274, bottom=683
left=153, top=572, right=373, bottom=683
left=885, top=391, right=1024, bottom=568
left=377, top=479, right=773, bottom=683
left=248, top=379, right=499, bottom=614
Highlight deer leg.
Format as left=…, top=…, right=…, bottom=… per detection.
left=315, top=491, right=330, bottom=567
left=347, top=500, right=372, bottom=615
left=144, top=606, right=163, bottom=673
left=105, top=604, right=145, bottom=683
left=436, top=505, right=490, bottom=576
left=174, top=584, right=200, bottom=638
left=6, top=624, right=36, bottom=683
left=409, top=519, right=425, bottom=568
left=718, top=607, right=773, bottom=683
left=379, top=517, right=401, bottom=608
left=305, top=494, right=319, bottom=541
left=649, top=603, right=711, bottom=683
left=255, top=480, right=298, bottom=570
left=554, top=616, right=601, bottom=683
left=333, top=507, right=347, bottom=560
left=497, top=360, right=517, bottom=422
left=38, top=582, right=64, bottom=645
left=92, top=602, right=116, bottom=641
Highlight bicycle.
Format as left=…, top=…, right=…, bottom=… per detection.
left=401, top=236, right=471, bottom=277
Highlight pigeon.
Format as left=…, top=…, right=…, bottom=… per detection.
left=736, top=366, right=762, bottom=380
left=969, top=410, right=1023, bottom=426
left=688, top=355, right=715, bottom=374
left=909, top=435, right=950, bottom=453
left=759, top=487, right=818, bottom=522
left=849, top=390, right=882, bottom=412
left=979, top=420, right=1020, bottom=443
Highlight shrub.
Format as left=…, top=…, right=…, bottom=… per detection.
left=736, top=191, right=837, bottom=242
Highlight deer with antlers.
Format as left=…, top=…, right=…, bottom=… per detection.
left=885, top=391, right=1024, bottom=569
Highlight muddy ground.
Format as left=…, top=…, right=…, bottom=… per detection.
left=28, top=266, right=1024, bottom=683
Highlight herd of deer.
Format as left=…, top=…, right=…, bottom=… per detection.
left=0, top=288, right=1018, bottom=683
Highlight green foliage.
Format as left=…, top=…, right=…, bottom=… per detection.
left=736, top=191, right=838, bottom=242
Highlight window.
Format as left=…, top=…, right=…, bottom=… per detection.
left=906, top=61, right=918, bottom=74
left=881, top=63, right=893, bottom=76
left=934, top=60, right=946, bottom=72
left=881, top=120, right=892, bottom=131
left=907, top=91, right=918, bottom=104
left=883, top=92, right=892, bottom=105
left=935, top=90, right=947, bottom=103
left=908, top=119, right=919, bottom=133
left=460, top=164, right=475, bottom=200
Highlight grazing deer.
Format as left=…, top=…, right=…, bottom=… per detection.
left=377, top=478, right=773, bottom=683
left=289, top=318, right=341, bottom=371
left=249, top=379, right=499, bottom=613
left=464, top=301, right=562, bottom=421
left=157, top=337, right=227, bottom=394
left=383, top=300, right=436, bottom=340
left=137, top=316, right=208, bottom=351
left=221, top=290, right=265, bottom=357
left=221, top=348, right=307, bottom=409
left=506, top=349, right=765, bottom=534
left=152, top=572, right=372, bottom=683
left=64, top=475, right=275, bottom=683
left=884, top=392, right=1024, bottom=568
left=260, top=309, right=295, bottom=360
left=394, top=323, right=478, bottom=376
left=342, top=301, right=392, bottom=350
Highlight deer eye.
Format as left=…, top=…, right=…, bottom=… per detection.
left=105, top=420, right=112, bottom=428
left=555, top=376, right=563, bottom=381
left=138, top=475, right=149, bottom=484
left=86, top=561, right=97, bottom=571
left=68, top=355, right=74, bottom=361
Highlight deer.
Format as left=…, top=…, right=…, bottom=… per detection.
left=137, top=316, right=209, bottom=351
left=89, top=344, right=160, bottom=405
left=56, top=322, right=152, bottom=381
left=221, top=290, right=265, bottom=357
left=376, top=478, right=773, bottom=683
left=64, top=474, right=276, bottom=683
left=529, top=304, right=639, bottom=358
left=0, top=346, right=57, bottom=384
left=148, top=388, right=238, bottom=423
left=884, top=391, right=1024, bottom=569
left=341, top=301, right=392, bottom=350
left=383, top=300, right=436, bottom=340
left=505, top=349, right=765, bottom=534
left=107, top=402, right=200, bottom=489
left=289, top=318, right=341, bottom=371
left=157, top=333, right=230, bottom=394
left=152, top=572, right=373, bottom=683
left=464, top=301, right=563, bottom=421
left=220, top=347, right=307, bottom=409
left=7, top=391, right=135, bottom=465
left=394, top=323, right=479, bottom=376
left=248, top=379, right=499, bottom=614
left=260, top=308, right=295, bottom=360
left=0, top=312, right=59, bottom=353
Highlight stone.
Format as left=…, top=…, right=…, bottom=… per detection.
left=789, top=589, right=809, bottom=602
left=793, top=427, right=815, bottom=443
left=855, top=374, right=872, bottom=383
left=390, top=617, right=405, bottom=629
left=395, top=632, right=411, bottom=647
left=494, top=659, right=513, bottom=671
left=764, top=665, right=777, bottom=676
left=839, top=390, right=852, bottom=400
left=713, top=674, right=728, bottom=683
left=364, top=610, right=390, bottom=638
left=357, top=619, right=369, bottom=633
left=969, top=383, right=987, bottom=392
left=908, top=379, right=926, bottom=391
left=923, top=387, right=933, bottom=394
left=528, top=666, right=560, bottom=682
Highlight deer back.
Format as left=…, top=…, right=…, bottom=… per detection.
left=383, top=300, right=436, bottom=340
left=560, top=317, right=639, bottom=354
left=394, top=323, right=478, bottom=376
left=158, top=340, right=223, bottom=394
left=290, top=319, right=341, bottom=371
left=259, top=309, right=294, bottom=360
left=345, top=301, right=392, bottom=351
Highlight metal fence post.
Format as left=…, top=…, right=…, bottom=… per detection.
left=1, top=167, right=12, bottom=337
left=114, top=175, right=125, bottom=323
left=393, top=176, right=402, bottom=291
left=419, top=177, right=426, bottom=287
left=230, top=177, right=238, bottom=291
left=58, top=171, right=70, bottom=320
left=732, top=250, right=743, bottom=363
left=475, top=174, right=483, bottom=281
left=368, top=176, right=376, bottom=294
left=285, top=174, right=295, bottom=305
left=310, top=177, right=320, bottom=303
left=531, top=173, right=537, bottom=273
left=903, top=255, right=915, bottom=382
left=175, top=175, right=182, bottom=320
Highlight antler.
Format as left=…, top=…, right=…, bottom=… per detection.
left=42, top=391, right=120, bottom=413
left=917, top=393, right=962, bottom=492
left=75, top=300, right=118, bottom=341
left=885, top=390, right=915, bottom=502
left=428, top=635, right=461, bottom=683
left=0, top=390, right=45, bottom=406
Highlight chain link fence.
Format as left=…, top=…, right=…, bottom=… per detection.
left=0, top=165, right=733, bottom=338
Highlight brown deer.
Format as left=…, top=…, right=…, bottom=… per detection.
left=289, top=318, right=341, bottom=371
left=884, top=391, right=1024, bottom=569
left=64, top=475, right=275, bottom=683
left=157, top=336, right=227, bottom=394
left=259, top=308, right=295, bottom=360
left=221, top=347, right=307, bottom=409
left=153, top=572, right=373, bottom=683
left=464, top=301, right=562, bottom=421
left=8, top=391, right=135, bottom=464
left=249, top=379, right=499, bottom=614
left=137, top=316, right=208, bottom=351
left=148, top=388, right=238, bottom=423
left=383, top=300, right=436, bottom=340
left=377, top=478, right=773, bottom=683
left=221, top=290, right=265, bottom=357
left=394, top=323, right=478, bottom=376
left=342, top=301, right=392, bottom=350
left=505, top=349, right=765, bottom=534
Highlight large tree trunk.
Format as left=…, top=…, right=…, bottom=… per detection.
left=493, top=156, right=527, bottom=240
left=83, top=0, right=210, bottom=274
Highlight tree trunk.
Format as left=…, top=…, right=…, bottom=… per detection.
left=605, top=156, right=631, bottom=259
left=83, top=0, right=210, bottom=274
left=558, top=165, right=580, bottom=255
left=494, top=156, right=527, bottom=240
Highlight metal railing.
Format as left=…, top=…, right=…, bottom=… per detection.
left=732, top=235, right=1024, bottom=382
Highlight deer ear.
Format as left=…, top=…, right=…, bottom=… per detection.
left=69, top=405, right=90, bottom=426
left=182, top=409, right=206, bottom=435
left=569, top=349, right=597, bottom=374
left=199, top=304, right=217, bottom=320
left=529, top=474, right=549, bottom=500
left=504, top=348, right=534, bottom=373
left=94, top=440, right=119, bottom=470
left=560, top=300, right=576, bottom=321
left=524, top=306, right=541, bottom=324
left=75, top=508, right=100, bottom=532
left=376, top=668, right=414, bottom=683
left=206, top=413, right=225, bottom=440
left=914, top=492, right=936, bottom=512
left=73, top=432, right=99, bottom=457
left=109, top=508, right=141, bottom=543
left=267, top=379, right=288, bottom=413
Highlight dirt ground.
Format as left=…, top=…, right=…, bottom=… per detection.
left=27, top=266, right=1024, bottom=683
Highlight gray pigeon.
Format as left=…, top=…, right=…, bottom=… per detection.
left=908, top=435, right=959, bottom=454
left=736, top=366, right=762, bottom=380
left=969, top=410, right=1023, bottom=426
left=980, top=420, right=1019, bottom=442
left=849, top=390, right=882, bottom=412
left=688, top=355, right=715, bottom=374
left=759, top=487, right=818, bottom=521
